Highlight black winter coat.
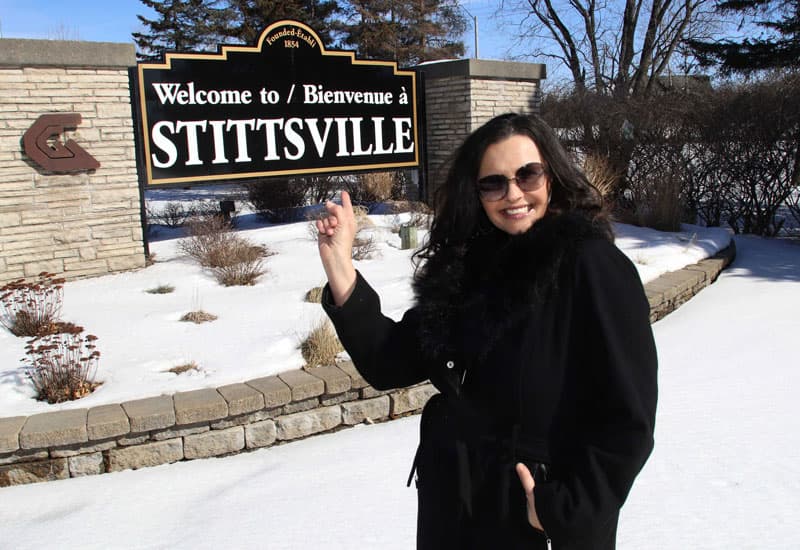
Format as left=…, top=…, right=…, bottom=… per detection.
left=322, top=213, right=658, bottom=550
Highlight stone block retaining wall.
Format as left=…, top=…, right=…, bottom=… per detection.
left=0, top=241, right=735, bottom=488
left=0, top=39, right=145, bottom=285
left=0, top=363, right=438, bottom=487
left=646, top=252, right=735, bottom=322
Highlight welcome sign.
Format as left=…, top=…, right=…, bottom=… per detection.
left=134, top=20, right=419, bottom=186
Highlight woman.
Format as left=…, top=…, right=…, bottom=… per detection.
left=317, top=113, right=657, bottom=549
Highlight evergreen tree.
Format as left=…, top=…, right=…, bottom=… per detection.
left=132, top=0, right=341, bottom=60
left=688, top=0, right=800, bottom=73
left=344, top=0, right=400, bottom=61
left=214, top=0, right=342, bottom=46
left=342, top=0, right=466, bottom=66
left=133, top=0, right=222, bottom=61
left=405, top=0, right=467, bottom=63
left=133, top=0, right=464, bottom=64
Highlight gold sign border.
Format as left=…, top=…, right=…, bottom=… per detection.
left=137, top=20, right=419, bottom=186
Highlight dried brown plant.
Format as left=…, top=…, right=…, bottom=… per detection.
left=1, top=272, right=67, bottom=337
left=23, top=326, right=101, bottom=403
left=300, top=318, right=343, bottom=369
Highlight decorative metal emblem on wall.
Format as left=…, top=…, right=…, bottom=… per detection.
left=22, top=113, right=100, bottom=172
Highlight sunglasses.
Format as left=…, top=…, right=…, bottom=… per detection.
left=476, top=162, right=548, bottom=201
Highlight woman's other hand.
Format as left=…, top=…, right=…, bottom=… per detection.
left=516, top=462, right=545, bottom=531
left=317, top=190, right=357, bottom=306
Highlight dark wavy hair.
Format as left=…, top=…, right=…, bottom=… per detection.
left=415, top=113, right=609, bottom=265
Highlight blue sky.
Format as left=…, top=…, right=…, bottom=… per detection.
left=0, top=0, right=155, bottom=42
left=0, top=0, right=512, bottom=61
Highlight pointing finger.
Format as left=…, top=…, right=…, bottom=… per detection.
left=341, top=190, right=353, bottom=213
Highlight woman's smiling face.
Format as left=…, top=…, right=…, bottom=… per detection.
left=478, top=134, right=551, bottom=235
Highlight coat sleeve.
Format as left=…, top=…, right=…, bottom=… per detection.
left=321, top=270, right=428, bottom=390
left=534, top=238, right=658, bottom=542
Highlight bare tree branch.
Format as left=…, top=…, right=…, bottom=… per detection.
left=505, top=0, right=714, bottom=98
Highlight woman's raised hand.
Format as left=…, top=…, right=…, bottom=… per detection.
left=316, top=190, right=358, bottom=306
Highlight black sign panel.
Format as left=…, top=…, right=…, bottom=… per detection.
left=135, top=21, right=419, bottom=186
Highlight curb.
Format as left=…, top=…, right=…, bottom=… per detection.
left=0, top=240, right=737, bottom=488
left=647, top=240, right=736, bottom=322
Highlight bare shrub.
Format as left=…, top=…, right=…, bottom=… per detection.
left=23, top=327, right=101, bottom=403
left=1, top=273, right=67, bottom=337
left=352, top=206, right=379, bottom=259
left=616, top=94, right=695, bottom=231
left=345, top=171, right=406, bottom=203
left=179, top=214, right=271, bottom=285
left=787, top=188, right=800, bottom=230
left=405, top=201, right=433, bottom=230
left=360, top=172, right=395, bottom=202
left=144, top=201, right=158, bottom=229
left=684, top=74, right=800, bottom=236
left=304, top=175, right=344, bottom=204
left=180, top=311, right=218, bottom=323
left=543, top=85, right=702, bottom=225
left=389, top=201, right=433, bottom=233
left=352, top=233, right=378, bottom=260
left=147, top=201, right=191, bottom=228
left=207, top=238, right=269, bottom=286
left=146, top=200, right=218, bottom=229
left=181, top=215, right=272, bottom=264
left=246, top=178, right=309, bottom=222
left=306, top=218, right=320, bottom=242
left=210, top=253, right=266, bottom=286
left=160, top=201, right=192, bottom=228
left=210, top=239, right=269, bottom=269
left=626, top=143, right=689, bottom=231
left=681, top=141, right=734, bottom=228
left=300, top=318, right=343, bottom=368
left=545, top=74, right=800, bottom=236
left=637, top=174, right=686, bottom=232
left=723, top=81, right=798, bottom=236
left=189, top=200, right=223, bottom=218
left=178, top=215, right=235, bottom=267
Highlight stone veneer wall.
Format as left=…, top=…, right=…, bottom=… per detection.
left=0, top=241, right=735, bottom=487
left=0, top=39, right=145, bottom=285
left=415, top=59, right=545, bottom=194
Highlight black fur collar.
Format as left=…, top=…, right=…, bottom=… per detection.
left=413, top=212, right=609, bottom=360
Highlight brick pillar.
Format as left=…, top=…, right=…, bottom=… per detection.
left=414, top=59, right=546, bottom=199
left=0, top=39, right=145, bottom=284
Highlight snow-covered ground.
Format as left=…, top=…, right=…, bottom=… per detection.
left=0, top=195, right=731, bottom=417
left=0, top=234, right=798, bottom=549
